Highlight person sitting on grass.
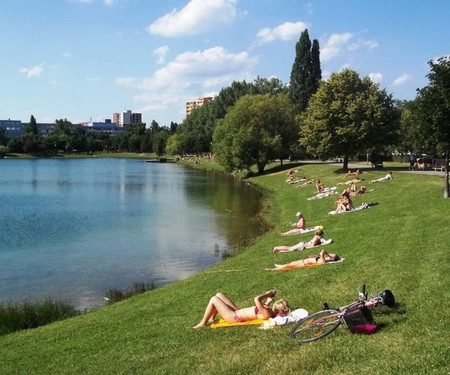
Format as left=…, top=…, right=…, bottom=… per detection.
left=265, top=250, right=340, bottom=271
left=278, top=211, right=305, bottom=236
left=335, top=189, right=354, bottom=213
left=273, top=229, right=324, bottom=253
left=192, top=290, right=290, bottom=329
left=350, top=185, right=367, bottom=196
left=314, top=180, right=324, bottom=193
left=369, top=171, right=393, bottom=183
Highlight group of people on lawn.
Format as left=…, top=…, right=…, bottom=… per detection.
left=193, top=168, right=391, bottom=328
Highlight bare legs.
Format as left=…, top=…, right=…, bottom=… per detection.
left=192, top=293, right=239, bottom=329
left=265, top=260, right=305, bottom=272
left=273, top=242, right=305, bottom=253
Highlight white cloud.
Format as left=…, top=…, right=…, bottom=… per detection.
left=116, top=46, right=256, bottom=123
left=62, top=52, right=72, bottom=58
left=103, top=0, right=115, bottom=5
left=321, top=32, right=377, bottom=61
left=256, top=21, right=309, bottom=44
left=392, top=74, right=411, bottom=87
left=305, top=3, right=313, bottom=15
left=19, top=64, right=44, bottom=78
left=154, top=46, right=169, bottom=64
left=148, top=0, right=237, bottom=37
left=369, top=72, right=383, bottom=83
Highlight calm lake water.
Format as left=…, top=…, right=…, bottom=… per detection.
left=0, top=158, right=267, bottom=310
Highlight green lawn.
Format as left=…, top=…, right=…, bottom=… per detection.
left=1, top=162, right=449, bottom=374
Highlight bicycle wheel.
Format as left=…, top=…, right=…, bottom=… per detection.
left=291, top=309, right=342, bottom=343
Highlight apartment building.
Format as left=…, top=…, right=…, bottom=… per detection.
left=112, top=110, right=142, bottom=127
left=186, top=96, right=213, bottom=117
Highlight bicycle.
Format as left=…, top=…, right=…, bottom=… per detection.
left=290, top=284, right=395, bottom=344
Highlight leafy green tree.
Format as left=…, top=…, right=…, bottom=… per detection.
left=139, top=133, right=153, bottom=153
left=169, top=121, right=178, bottom=134
left=289, top=29, right=322, bottom=113
left=125, top=123, right=146, bottom=136
left=300, top=69, right=400, bottom=170
left=0, top=126, right=8, bottom=145
left=53, top=119, right=72, bottom=135
left=416, top=56, right=450, bottom=197
left=22, top=134, right=42, bottom=154
left=150, top=120, right=160, bottom=135
left=0, top=144, right=7, bottom=157
left=153, top=131, right=169, bottom=155
left=26, top=115, right=38, bottom=135
left=7, top=137, right=24, bottom=153
left=395, top=100, right=423, bottom=154
left=213, top=94, right=296, bottom=173
left=128, top=134, right=141, bottom=152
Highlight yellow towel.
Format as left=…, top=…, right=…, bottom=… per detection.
left=210, top=318, right=266, bottom=329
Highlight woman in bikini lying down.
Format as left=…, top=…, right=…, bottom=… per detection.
left=192, top=290, right=290, bottom=329
left=265, top=250, right=340, bottom=272
left=273, top=229, right=324, bottom=253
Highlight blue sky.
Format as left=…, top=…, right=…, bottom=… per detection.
left=1, top=0, right=449, bottom=126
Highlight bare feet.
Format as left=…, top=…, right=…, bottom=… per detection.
left=192, top=322, right=207, bottom=329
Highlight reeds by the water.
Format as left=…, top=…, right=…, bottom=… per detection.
left=105, top=282, right=156, bottom=305
left=0, top=298, right=77, bottom=335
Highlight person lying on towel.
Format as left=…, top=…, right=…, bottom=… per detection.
left=265, top=250, right=341, bottom=272
left=193, top=290, right=290, bottom=329
left=273, top=229, right=326, bottom=253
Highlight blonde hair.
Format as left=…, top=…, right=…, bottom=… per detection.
left=272, top=299, right=291, bottom=316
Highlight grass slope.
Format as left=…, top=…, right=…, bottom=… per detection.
left=1, top=163, right=449, bottom=374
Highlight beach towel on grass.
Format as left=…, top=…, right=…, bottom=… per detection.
left=328, top=202, right=378, bottom=215
left=298, top=226, right=323, bottom=234
left=310, top=238, right=332, bottom=248
left=210, top=309, right=309, bottom=329
left=307, top=191, right=337, bottom=201
left=273, top=257, right=345, bottom=270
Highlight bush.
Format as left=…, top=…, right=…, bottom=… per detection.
left=0, top=298, right=78, bottom=335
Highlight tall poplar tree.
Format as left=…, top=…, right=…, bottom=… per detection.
left=289, top=29, right=322, bottom=113
left=26, top=115, right=38, bottom=135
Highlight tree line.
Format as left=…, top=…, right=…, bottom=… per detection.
left=1, top=29, right=449, bottom=185
left=0, top=117, right=178, bottom=157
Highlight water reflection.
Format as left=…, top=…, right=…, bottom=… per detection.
left=0, top=159, right=267, bottom=310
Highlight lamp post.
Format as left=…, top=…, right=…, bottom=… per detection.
left=444, top=151, right=449, bottom=199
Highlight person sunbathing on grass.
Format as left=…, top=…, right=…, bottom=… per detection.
left=265, top=250, right=340, bottom=271
left=273, top=229, right=324, bottom=253
left=338, top=177, right=363, bottom=186
left=369, top=171, right=393, bottom=183
left=192, top=290, right=290, bottom=329
left=345, top=169, right=361, bottom=178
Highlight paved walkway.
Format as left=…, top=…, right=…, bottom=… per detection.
left=324, top=161, right=447, bottom=177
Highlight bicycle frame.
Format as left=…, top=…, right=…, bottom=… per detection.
left=291, top=284, right=394, bottom=343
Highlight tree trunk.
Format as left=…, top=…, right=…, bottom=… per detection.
left=343, top=155, right=349, bottom=170
left=444, top=151, right=449, bottom=199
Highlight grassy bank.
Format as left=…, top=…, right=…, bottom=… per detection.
left=0, top=161, right=449, bottom=374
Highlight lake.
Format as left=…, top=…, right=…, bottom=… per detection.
left=0, top=158, right=267, bottom=310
